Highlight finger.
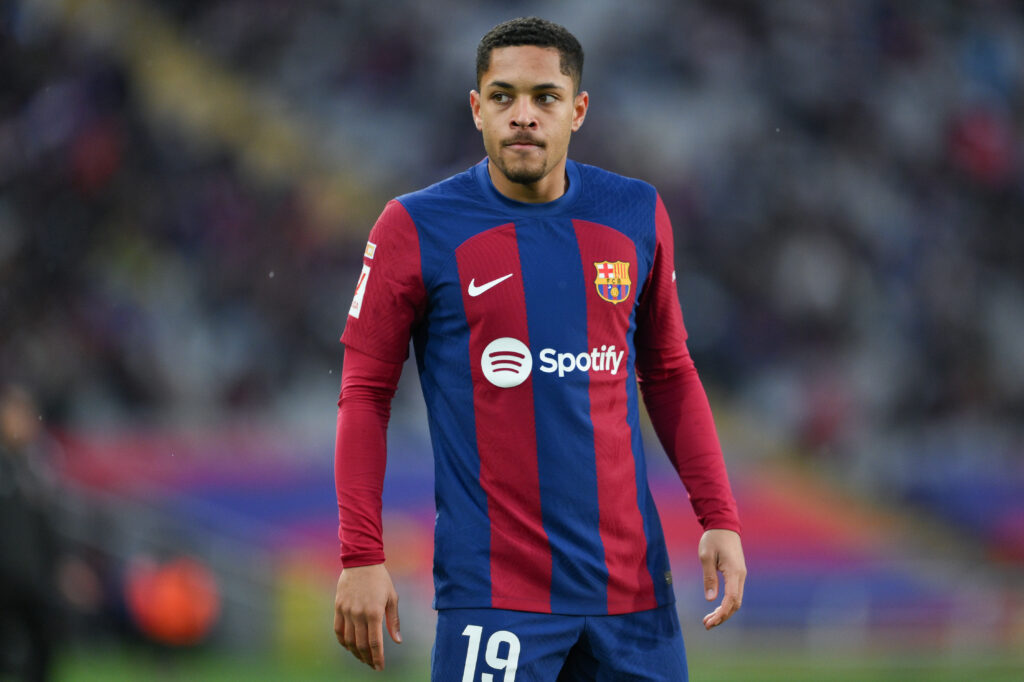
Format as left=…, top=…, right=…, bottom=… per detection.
left=719, top=592, right=740, bottom=620
left=702, top=594, right=739, bottom=630
left=385, top=594, right=402, bottom=644
left=702, top=604, right=728, bottom=630
left=367, top=613, right=386, bottom=671
left=730, top=564, right=747, bottom=607
left=722, top=568, right=744, bottom=615
left=343, top=615, right=361, bottom=660
left=354, top=617, right=375, bottom=668
left=334, top=609, right=345, bottom=646
left=346, top=614, right=368, bottom=665
left=700, top=552, right=718, bottom=601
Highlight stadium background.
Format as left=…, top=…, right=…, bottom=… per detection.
left=1, top=0, right=1023, bottom=679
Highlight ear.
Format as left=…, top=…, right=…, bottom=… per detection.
left=571, top=91, right=589, bottom=132
left=470, top=90, right=483, bottom=131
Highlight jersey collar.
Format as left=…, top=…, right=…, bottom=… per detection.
left=474, top=158, right=582, bottom=215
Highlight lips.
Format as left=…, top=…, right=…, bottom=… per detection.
left=503, top=137, right=544, bottom=148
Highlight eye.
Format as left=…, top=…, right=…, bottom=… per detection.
left=537, top=93, right=558, bottom=104
left=492, top=92, right=511, bottom=104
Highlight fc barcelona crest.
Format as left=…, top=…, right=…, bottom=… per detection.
left=594, top=261, right=631, bottom=304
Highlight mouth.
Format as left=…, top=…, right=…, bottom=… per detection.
left=503, top=136, right=544, bottom=150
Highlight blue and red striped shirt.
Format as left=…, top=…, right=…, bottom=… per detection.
left=338, top=159, right=740, bottom=615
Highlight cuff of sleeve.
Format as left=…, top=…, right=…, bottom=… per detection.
left=700, top=518, right=742, bottom=536
left=340, top=551, right=387, bottom=568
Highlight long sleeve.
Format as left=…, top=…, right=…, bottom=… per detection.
left=335, top=346, right=404, bottom=567
left=636, top=192, right=741, bottom=534
left=335, top=198, right=426, bottom=566
left=637, top=343, right=741, bottom=533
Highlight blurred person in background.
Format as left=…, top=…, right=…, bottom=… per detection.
left=0, top=384, right=62, bottom=682
left=333, top=17, right=744, bottom=680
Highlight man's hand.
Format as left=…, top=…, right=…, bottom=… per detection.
left=334, top=564, right=402, bottom=671
left=698, top=528, right=746, bottom=630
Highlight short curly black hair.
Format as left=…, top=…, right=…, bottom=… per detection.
left=476, top=17, right=584, bottom=93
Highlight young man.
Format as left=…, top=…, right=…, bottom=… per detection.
left=334, top=17, right=745, bottom=680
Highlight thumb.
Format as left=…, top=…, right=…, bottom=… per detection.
left=701, top=553, right=718, bottom=601
left=385, top=594, right=402, bottom=644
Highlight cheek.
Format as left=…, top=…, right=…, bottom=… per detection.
left=552, top=122, right=574, bottom=148
left=480, top=127, right=501, bottom=156
left=480, top=115, right=499, bottom=136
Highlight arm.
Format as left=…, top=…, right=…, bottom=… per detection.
left=636, top=193, right=746, bottom=629
left=637, top=346, right=746, bottom=629
left=333, top=346, right=403, bottom=671
left=333, top=200, right=425, bottom=670
left=636, top=344, right=740, bottom=534
left=335, top=347, right=401, bottom=568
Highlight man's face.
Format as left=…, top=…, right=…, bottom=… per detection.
left=471, top=45, right=588, bottom=200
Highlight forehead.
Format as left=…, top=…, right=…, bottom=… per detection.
left=481, top=45, right=571, bottom=89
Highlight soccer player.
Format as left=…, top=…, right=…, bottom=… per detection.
left=333, top=17, right=745, bottom=680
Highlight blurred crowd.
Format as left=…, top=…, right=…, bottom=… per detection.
left=2, top=0, right=1022, bottom=531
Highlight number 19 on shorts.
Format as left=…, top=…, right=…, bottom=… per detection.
left=461, top=625, right=520, bottom=682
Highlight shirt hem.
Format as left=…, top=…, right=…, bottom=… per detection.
left=434, top=594, right=676, bottom=617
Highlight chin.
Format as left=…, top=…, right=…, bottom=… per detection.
left=508, top=171, right=546, bottom=185
left=501, top=161, right=547, bottom=185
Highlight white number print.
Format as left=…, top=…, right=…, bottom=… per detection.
left=461, top=625, right=520, bottom=682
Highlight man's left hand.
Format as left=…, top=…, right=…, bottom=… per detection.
left=698, top=528, right=746, bottom=630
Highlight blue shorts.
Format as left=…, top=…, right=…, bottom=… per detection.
left=432, top=604, right=688, bottom=681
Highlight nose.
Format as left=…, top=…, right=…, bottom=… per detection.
left=510, top=99, right=538, bottom=129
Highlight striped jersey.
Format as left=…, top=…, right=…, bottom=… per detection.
left=340, top=158, right=739, bottom=615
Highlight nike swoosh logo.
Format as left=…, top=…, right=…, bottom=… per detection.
left=468, top=273, right=513, bottom=297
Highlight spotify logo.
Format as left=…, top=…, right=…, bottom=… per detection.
left=481, top=337, right=532, bottom=388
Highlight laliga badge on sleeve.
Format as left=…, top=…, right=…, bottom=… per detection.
left=349, top=264, right=371, bottom=318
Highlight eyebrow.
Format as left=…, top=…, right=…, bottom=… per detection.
left=487, top=80, right=566, bottom=92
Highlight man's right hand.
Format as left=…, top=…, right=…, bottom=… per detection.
left=334, top=563, right=402, bottom=671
